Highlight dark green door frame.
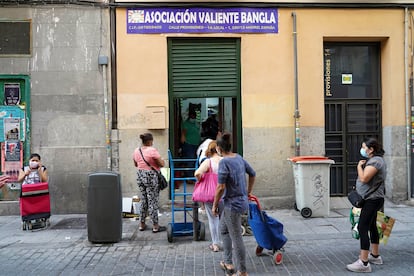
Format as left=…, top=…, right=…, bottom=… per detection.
left=0, top=74, right=31, bottom=163
left=167, top=38, right=242, bottom=156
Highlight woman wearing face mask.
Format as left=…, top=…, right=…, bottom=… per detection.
left=347, top=137, right=386, bottom=273
left=18, top=153, right=48, bottom=184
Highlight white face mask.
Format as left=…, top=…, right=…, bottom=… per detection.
left=30, top=161, right=39, bottom=169
left=360, top=148, right=369, bottom=158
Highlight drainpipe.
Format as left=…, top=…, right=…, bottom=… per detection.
left=99, top=55, right=112, bottom=170
left=109, top=1, right=120, bottom=173
left=292, top=12, right=300, bottom=156
left=406, top=8, right=414, bottom=200
left=404, top=8, right=411, bottom=199
left=411, top=10, right=414, bottom=199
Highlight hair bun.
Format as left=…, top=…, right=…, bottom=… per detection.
left=223, top=133, right=231, bottom=142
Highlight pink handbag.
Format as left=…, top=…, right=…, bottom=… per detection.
left=192, top=161, right=217, bottom=203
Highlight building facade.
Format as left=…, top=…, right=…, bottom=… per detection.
left=0, top=1, right=111, bottom=214
left=115, top=0, right=414, bottom=210
left=0, top=0, right=413, bottom=214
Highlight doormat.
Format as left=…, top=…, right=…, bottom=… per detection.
left=50, top=217, right=87, bottom=229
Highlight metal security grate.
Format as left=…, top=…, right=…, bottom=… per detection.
left=324, top=43, right=381, bottom=196
left=0, top=21, right=31, bottom=56
left=168, top=38, right=240, bottom=98
left=325, top=102, right=381, bottom=195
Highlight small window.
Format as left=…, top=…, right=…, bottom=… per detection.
left=0, top=21, right=31, bottom=56
left=324, top=43, right=380, bottom=99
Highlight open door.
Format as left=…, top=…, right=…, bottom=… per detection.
left=171, top=97, right=239, bottom=159
left=168, top=37, right=242, bottom=159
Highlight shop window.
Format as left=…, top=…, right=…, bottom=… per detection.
left=324, top=43, right=380, bottom=99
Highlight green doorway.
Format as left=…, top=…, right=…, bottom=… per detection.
left=0, top=75, right=31, bottom=200
left=168, top=38, right=242, bottom=158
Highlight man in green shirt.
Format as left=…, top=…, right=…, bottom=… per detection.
left=181, top=111, right=201, bottom=175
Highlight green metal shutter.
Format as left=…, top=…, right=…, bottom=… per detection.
left=168, top=38, right=240, bottom=98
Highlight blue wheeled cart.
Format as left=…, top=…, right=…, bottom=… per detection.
left=167, top=150, right=205, bottom=243
left=248, top=195, right=288, bottom=264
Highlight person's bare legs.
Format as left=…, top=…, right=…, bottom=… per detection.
left=371, top=243, right=380, bottom=256
left=360, top=249, right=369, bottom=262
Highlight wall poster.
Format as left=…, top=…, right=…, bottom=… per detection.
left=4, top=83, right=21, bottom=106
left=1, top=141, right=23, bottom=193
left=0, top=106, right=25, bottom=142
left=4, top=117, right=20, bottom=140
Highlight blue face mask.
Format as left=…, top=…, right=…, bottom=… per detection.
left=360, top=148, right=369, bottom=158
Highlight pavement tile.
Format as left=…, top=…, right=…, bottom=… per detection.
left=0, top=198, right=413, bottom=275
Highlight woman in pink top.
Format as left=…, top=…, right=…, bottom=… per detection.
left=133, top=133, right=166, bottom=233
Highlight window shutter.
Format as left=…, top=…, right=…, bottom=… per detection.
left=168, top=38, right=240, bottom=98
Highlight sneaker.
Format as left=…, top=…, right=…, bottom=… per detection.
left=346, top=259, right=372, bottom=273
left=368, top=254, right=383, bottom=265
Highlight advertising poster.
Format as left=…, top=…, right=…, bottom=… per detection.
left=4, top=83, right=21, bottom=106
left=0, top=106, right=25, bottom=142
left=1, top=141, right=23, bottom=183
left=4, top=117, right=20, bottom=141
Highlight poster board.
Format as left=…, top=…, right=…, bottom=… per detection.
left=1, top=141, right=23, bottom=183
left=0, top=106, right=25, bottom=142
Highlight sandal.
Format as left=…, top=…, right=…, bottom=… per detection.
left=220, top=261, right=236, bottom=276
left=209, top=244, right=220, bottom=252
left=139, top=224, right=147, bottom=231
left=152, top=226, right=166, bottom=233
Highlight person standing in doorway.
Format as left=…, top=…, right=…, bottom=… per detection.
left=180, top=110, right=201, bottom=179
left=347, top=137, right=386, bottom=273
left=181, top=110, right=201, bottom=159
left=212, top=133, right=256, bottom=276
left=197, top=114, right=221, bottom=164
left=133, top=133, right=166, bottom=233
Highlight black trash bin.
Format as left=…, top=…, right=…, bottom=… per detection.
left=87, top=171, right=122, bottom=243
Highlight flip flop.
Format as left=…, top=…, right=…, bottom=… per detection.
left=209, top=244, right=220, bottom=252
left=220, top=261, right=236, bottom=276
left=152, top=226, right=166, bottom=233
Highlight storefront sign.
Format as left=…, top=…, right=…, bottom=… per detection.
left=324, top=48, right=332, bottom=97
left=127, top=7, right=278, bottom=34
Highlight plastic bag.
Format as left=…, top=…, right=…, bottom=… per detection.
left=349, top=207, right=395, bottom=245
left=376, top=211, right=395, bottom=245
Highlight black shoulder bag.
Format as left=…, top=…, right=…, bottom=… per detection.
left=348, top=183, right=381, bottom=208
left=139, top=148, right=168, bottom=191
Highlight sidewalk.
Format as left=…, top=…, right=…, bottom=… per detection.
left=0, top=198, right=413, bottom=275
